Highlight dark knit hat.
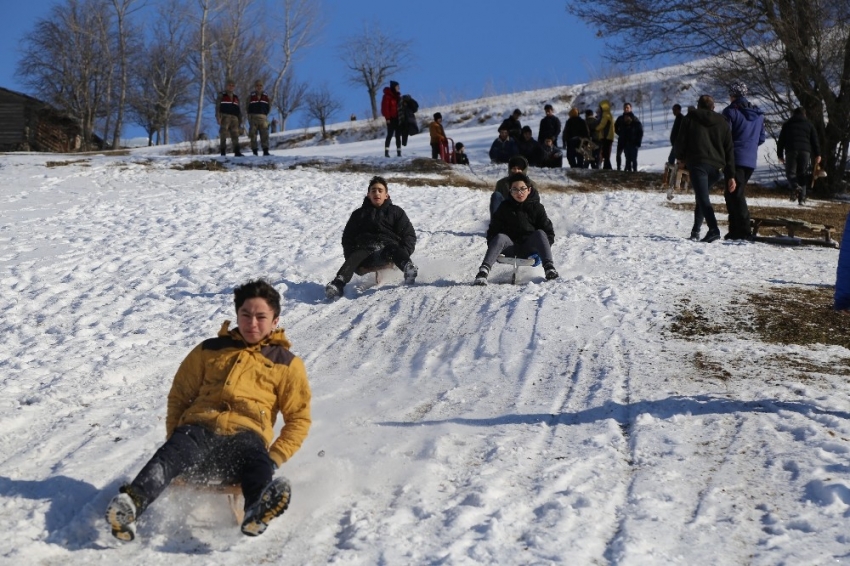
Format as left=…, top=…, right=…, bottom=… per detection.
left=512, top=108, right=522, bottom=117
left=508, top=155, right=528, bottom=170
left=433, top=112, right=442, bottom=120
left=728, top=81, right=747, bottom=98
left=455, top=142, right=464, bottom=149
left=389, top=80, right=399, bottom=89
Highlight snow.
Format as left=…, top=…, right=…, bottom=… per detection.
left=2, top=70, right=850, bottom=565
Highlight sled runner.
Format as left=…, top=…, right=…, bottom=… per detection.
left=171, top=476, right=245, bottom=524
left=497, top=254, right=538, bottom=284
left=662, top=162, right=689, bottom=200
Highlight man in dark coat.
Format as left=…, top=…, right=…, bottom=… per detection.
left=667, top=104, right=683, bottom=165
left=538, top=104, right=562, bottom=148
left=777, top=107, right=821, bottom=205
left=676, top=94, right=736, bottom=243
left=619, top=112, right=643, bottom=172
left=398, top=94, right=419, bottom=147
left=517, top=126, right=544, bottom=167
left=489, top=126, right=519, bottom=164
left=722, top=82, right=766, bottom=239
left=498, top=109, right=523, bottom=142
left=563, top=107, right=590, bottom=168
left=614, top=102, right=632, bottom=170
left=325, top=176, right=418, bottom=299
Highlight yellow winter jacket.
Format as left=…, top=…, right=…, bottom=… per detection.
left=596, top=100, right=615, bottom=141
left=166, top=321, right=312, bottom=466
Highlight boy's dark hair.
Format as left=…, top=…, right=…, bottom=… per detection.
left=433, top=112, right=442, bottom=120
left=455, top=142, right=464, bottom=149
left=793, top=107, right=806, bottom=117
left=521, top=125, right=532, bottom=133
left=234, top=279, right=281, bottom=317
left=672, top=104, right=682, bottom=112
left=368, top=175, right=388, bottom=190
left=544, top=104, right=553, bottom=111
left=507, top=172, right=532, bottom=187
left=697, top=95, right=715, bottom=111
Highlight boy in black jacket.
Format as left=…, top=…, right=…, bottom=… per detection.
left=325, top=176, right=418, bottom=299
left=475, top=173, right=558, bottom=285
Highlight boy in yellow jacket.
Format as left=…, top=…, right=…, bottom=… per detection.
left=105, top=279, right=311, bottom=541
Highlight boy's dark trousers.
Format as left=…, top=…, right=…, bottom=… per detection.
left=336, top=246, right=411, bottom=284
left=126, top=424, right=275, bottom=514
left=724, top=166, right=754, bottom=238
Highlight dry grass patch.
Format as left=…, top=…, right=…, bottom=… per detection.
left=46, top=159, right=91, bottom=168
left=170, top=160, right=229, bottom=171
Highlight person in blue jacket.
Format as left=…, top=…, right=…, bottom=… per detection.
left=835, top=217, right=850, bottom=311
left=489, top=126, right=519, bottom=164
left=722, top=82, right=766, bottom=240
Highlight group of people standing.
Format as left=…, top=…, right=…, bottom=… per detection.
left=216, top=79, right=273, bottom=157
left=489, top=101, right=645, bottom=172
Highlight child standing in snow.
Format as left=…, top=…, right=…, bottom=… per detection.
left=325, top=176, right=418, bottom=299
left=105, top=279, right=311, bottom=541
left=475, top=172, right=558, bottom=285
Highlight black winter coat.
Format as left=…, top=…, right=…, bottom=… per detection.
left=563, top=116, right=590, bottom=146
left=398, top=95, right=420, bottom=136
left=517, top=137, right=544, bottom=167
left=675, top=108, right=736, bottom=180
left=487, top=196, right=555, bottom=245
left=499, top=117, right=523, bottom=141
left=777, top=114, right=820, bottom=160
left=341, top=197, right=416, bottom=258
left=538, top=115, right=562, bottom=145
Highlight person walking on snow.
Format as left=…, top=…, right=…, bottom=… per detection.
left=777, top=107, right=821, bottom=205
left=721, top=81, right=765, bottom=240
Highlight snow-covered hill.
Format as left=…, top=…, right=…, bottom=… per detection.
left=1, top=69, right=849, bottom=565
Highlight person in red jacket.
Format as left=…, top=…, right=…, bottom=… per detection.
left=381, top=80, right=402, bottom=157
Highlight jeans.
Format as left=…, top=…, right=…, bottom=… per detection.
left=689, top=163, right=722, bottom=235
left=128, top=425, right=275, bottom=515
left=724, top=166, right=753, bottom=238
left=481, top=231, right=553, bottom=268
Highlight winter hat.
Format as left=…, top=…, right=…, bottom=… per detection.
left=508, top=155, right=528, bottom=170
left=728, top=81, right=748, bottom=98
left=521, top=125, right=532, bottom=134
left=455, top=142, right=464, bottom=150
left=512, top=108, right=522, bottom=117
left=569, top=107, right=579, bottom=118
left=389, top=80, right=399, bottom=89
left=433, top=112, right=442, bottom=120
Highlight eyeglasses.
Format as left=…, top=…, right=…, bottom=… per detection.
left=510, top=186, right=530, bottom=194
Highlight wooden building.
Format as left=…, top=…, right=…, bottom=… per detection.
left=0, top=87, right=82, bottom=152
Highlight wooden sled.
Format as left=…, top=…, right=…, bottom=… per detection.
left=750, top=217, right=838, bottom=248
left=662, top=162, right=690, bottom=200
left=355, top=263, right=395, bottom=284
left=171, top=476, right=244, bottom=525
left=497, top=254, right=537, bottom=284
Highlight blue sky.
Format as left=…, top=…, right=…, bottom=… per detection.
left=1, top=0, right=615, bottom=139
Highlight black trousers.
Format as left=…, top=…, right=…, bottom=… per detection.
left=724, top=166, right=753, bottom=238
left=335, top=246, right=411, bottom=284
left=128, top=424, right=275, bottom=514
left=384, top=119, right=401, bottom=149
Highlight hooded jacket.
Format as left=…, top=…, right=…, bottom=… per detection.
left=722, top=96, right=766, bottom=169
left=341, top=197, right=416, bottom=258
left=675, top=108, right=736, bottom=180
left=167, top=322, right=312, bottom=467
left=777, top=114, right=820, bottom=160
left=487, top=195, right=555, bottom=245
left=595, top=101, right=615, bottom=141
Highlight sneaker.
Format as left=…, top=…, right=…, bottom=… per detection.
left=701, top=230, right=721, bottom=243
left=325, top=277, right=344, bottom=300
left=473, top=264, right=490, bottom=286
left=544, top=264, right=559, bottom=280
left=234, top=151, right=244, bottom=157
left=689, top=230, right=700, bottom=241
left=241, top=477, right=291, bottom=536
left=403, top=261, right=418, bottom=284
left=105, top=492, right=137, bottom=542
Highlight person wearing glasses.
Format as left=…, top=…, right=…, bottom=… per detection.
left=489, top=155, right=539, bottom=217
left=474, top=172, right=558, bottom=285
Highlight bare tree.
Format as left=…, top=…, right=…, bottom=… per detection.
left=273, top=71, right=308, bottom=132
left=187, top=0, right=223, bottom=141
left=568, top=0, right=850, bottom=192
left=338, top=21, right=413, bottom=119
left=107, top=0, right=144, bottom=149
left=266, top=0, right=324, bottom=107
left=204, top=0, right=267, bottom=119
left=305, top=86, right=342, bottom=138
left=128, top=0, right=192, bottom=145
left=17, top=0, right=112, bottom=150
